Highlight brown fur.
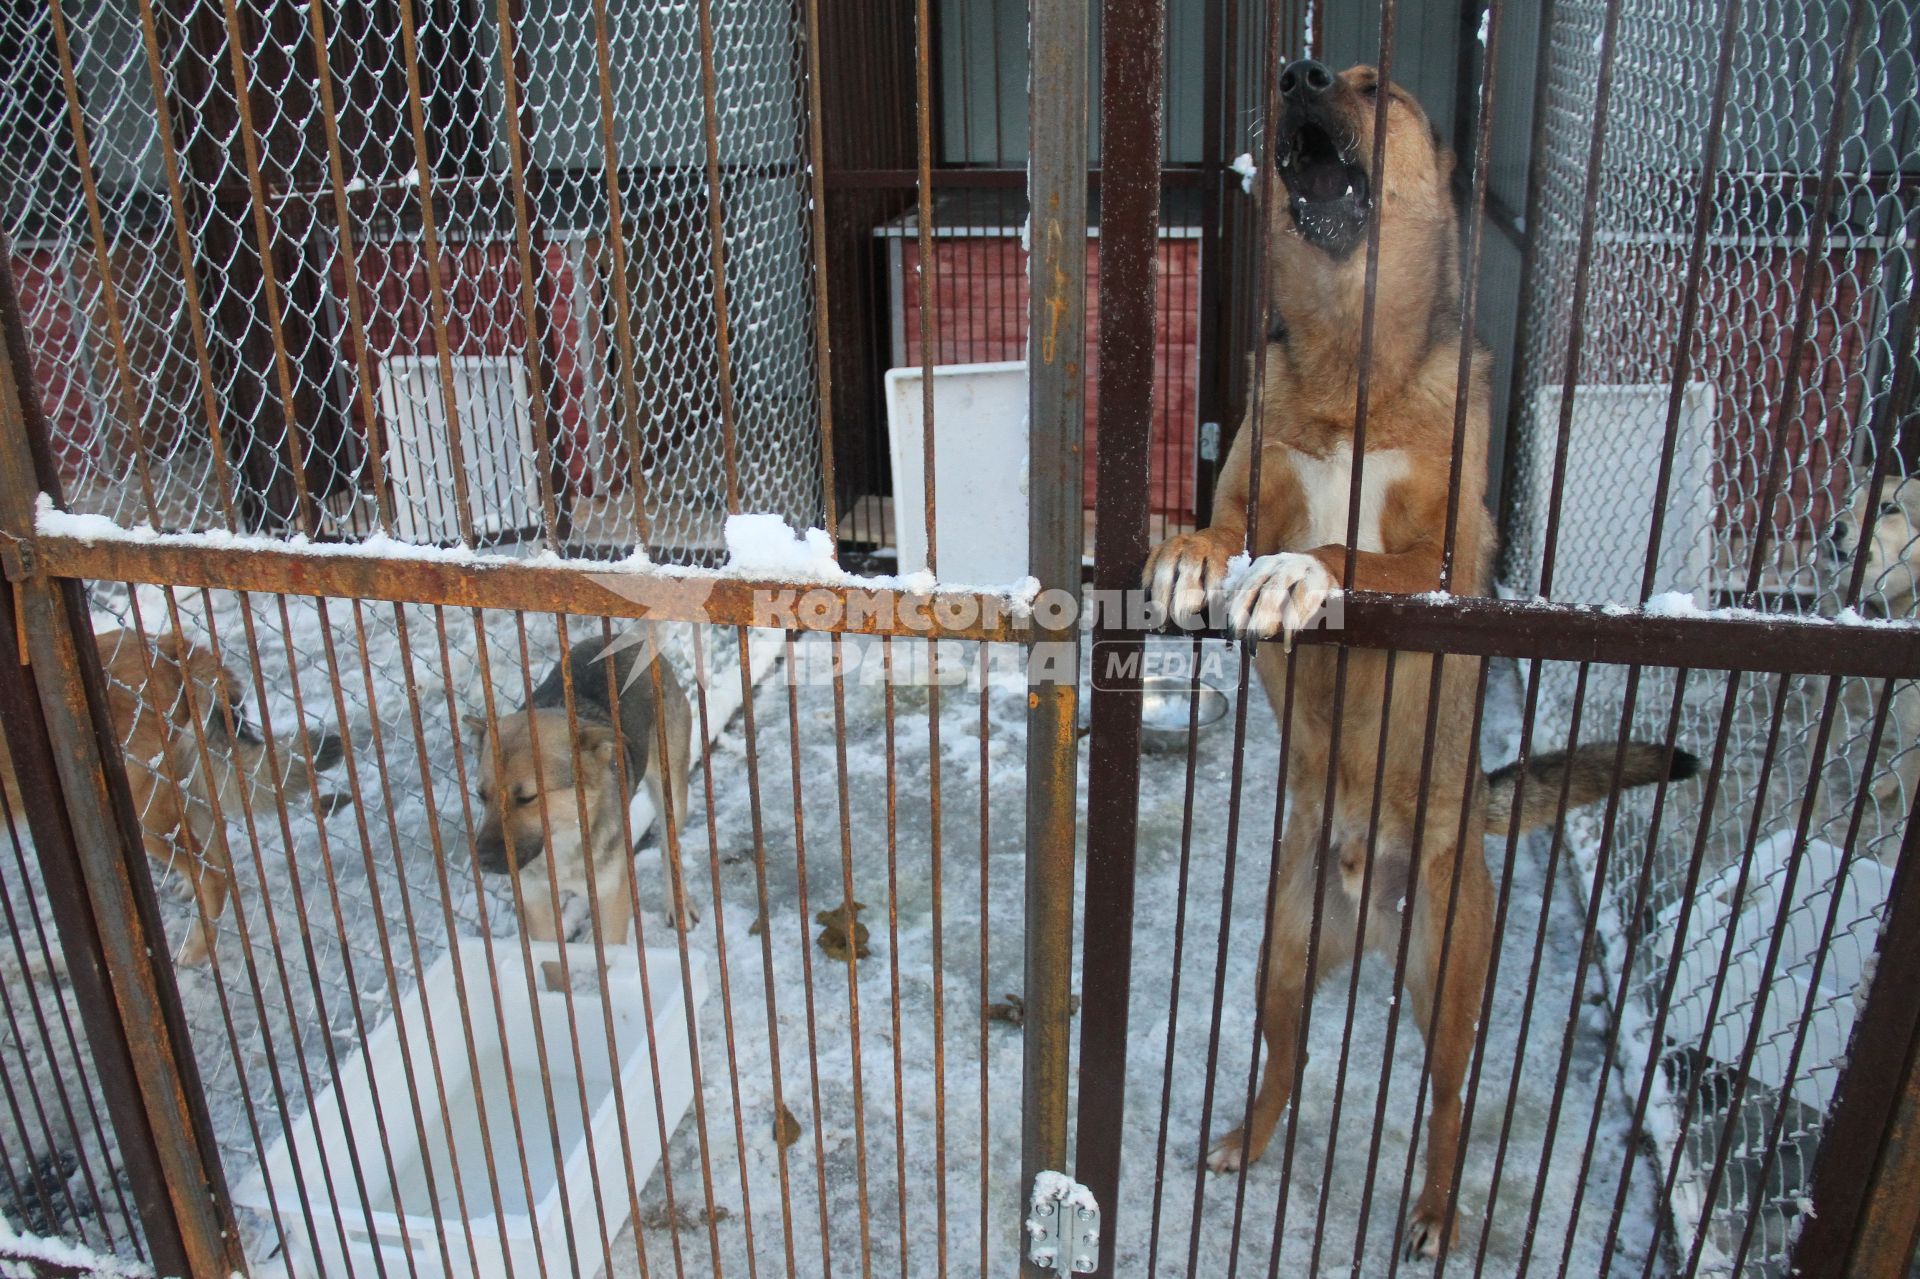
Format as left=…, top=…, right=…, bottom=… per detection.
left=468, top=636, right=694, bottom=981
left=1487, top=743, right=1698, bottom=838
left=95, top=629, right=345, bottom=966
left=1143, top=63, right=1691, bottom=1256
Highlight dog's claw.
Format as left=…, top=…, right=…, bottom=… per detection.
left=1402, top=1204, right=1448, bottom=1261
left=1144, top=532, right=1237, bottom=628
left=1230, top=552, right=1336, bottom=649
left=1203, top=1126, right=1262, bottom=1174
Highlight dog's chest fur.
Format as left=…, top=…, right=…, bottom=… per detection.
left=1287, top=443, right=1411, bottom=553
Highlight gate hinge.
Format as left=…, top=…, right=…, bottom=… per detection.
left=1026, top=1172, right=1099, bottom=1276
left=0, top=532, right=37, bottom=583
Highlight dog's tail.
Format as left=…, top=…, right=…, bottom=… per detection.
left=1485, top=742, right=1699, bottom=837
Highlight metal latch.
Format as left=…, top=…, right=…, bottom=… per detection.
left=1026, top=1172, right=1099, bottom=1276
left=1198, top=420, right=1222, bottom=462
left=0, top=532, right=37, bottom=583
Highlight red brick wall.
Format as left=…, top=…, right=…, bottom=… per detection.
left=900, top=235, right=1203, bottom=519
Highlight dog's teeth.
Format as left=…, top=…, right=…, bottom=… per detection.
left=1343, top=183, right=1353, bottom=196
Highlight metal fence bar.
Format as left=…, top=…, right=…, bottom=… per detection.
left=1790, top=784, right=1920, bottom=1275
left=0, top=251, right=239, bottom=1276
left=1072, top=0, right=1164, bottom=1266
left=1022, top=0, right=1090, bottom=1269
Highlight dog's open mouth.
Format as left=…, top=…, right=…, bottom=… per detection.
left=1278, top=116, right=1371, bottom=257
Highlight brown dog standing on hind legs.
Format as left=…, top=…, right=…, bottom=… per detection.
left=1144, top=60, right=1697, bottom=1257
left=470, top=632, right=694, bottom=982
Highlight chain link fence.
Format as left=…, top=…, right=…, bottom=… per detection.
left=1499, top=0, right=1918, bottom=1270
left=0, top=0, right=822, bottom=557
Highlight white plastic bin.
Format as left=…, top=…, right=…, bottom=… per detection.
left=235, top=938, right=708, bottom=1278
left=883, top=360, right=1029, bottom=585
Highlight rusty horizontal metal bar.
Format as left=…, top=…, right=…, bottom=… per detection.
left=33, top=530, right=1920, bottom=674
left=1263, top=592, right=1920, bottom=678
left=33, top=532, right=1034, bottom=641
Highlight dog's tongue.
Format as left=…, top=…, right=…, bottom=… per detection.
left=1295, top=158, right=1352, bottom=203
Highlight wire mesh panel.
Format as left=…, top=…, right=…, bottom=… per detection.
left=1498, top=0, right=1920, bottom=1270
left=0, top=0, right=823, bottom=557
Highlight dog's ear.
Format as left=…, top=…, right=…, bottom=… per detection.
left=574, top=723, right=623, bottom=767
left=155, top=628, right=190, bottom=665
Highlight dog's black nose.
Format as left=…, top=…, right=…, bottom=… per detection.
left=1830, top=520, right=1851, bottom=548
left=1280, top=59, right=1335, bottom=102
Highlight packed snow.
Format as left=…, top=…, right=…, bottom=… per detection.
left=0, top=589, right=1675, bottom=1275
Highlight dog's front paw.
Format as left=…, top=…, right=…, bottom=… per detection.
left=1229, top=553, right=1337, bottom=649
left=1144, top=530, right=1241, bottom=627
left=664, top=895, right=702, bottom=931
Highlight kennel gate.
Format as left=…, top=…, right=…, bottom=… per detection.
left=0, top=0, right=1088, bottom=1271
left=0, top=0, right=1918, bottom=1276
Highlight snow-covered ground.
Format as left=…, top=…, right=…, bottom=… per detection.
left=0, top=592, right=1671, bottom=1277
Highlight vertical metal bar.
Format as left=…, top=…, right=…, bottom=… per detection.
left=880, top=636, right=910, bottom=1279
left=733, top=625, right=801, bottom=1276
left=684, top=624, right=764, bottom=1276
left=1143, top=636, right=1218, bottom=1274
left=976, top=640, right=994, bottom=1278
left=586, top=0, right=655, bottom=546
left=0, top=288, right=238, bottom=1275
left=1635, top=0, right=1744, bottom=598
left=1533, top=0, right=1625, bottom=600
left=1022, top=0, right=1088, bottom=1271
left=1782, top=786, right=1920, bottom=1275
left=1728, top=677, right=1901, bottom=1274
left=211, top=0, right=324, bottom=535
left=489, top=0, right=572, bottom=551
left=1588, top=667, right=1749, bottom=1279
left=1738, top=0, right=1872, bottom=600
left=912, top=0, right=940, bottom=569
left=391, top=0, right=479, bottom=545
left=801, top=0, right=839, bottom=538
left=695, top=0, right=745, bottom=511
left=1072, top=0, right=1161, bottom=1267
left=779, top=633, right=838, bottom=1279
left=1491, top=0, right=1561, bottom=561
left=0, top=790, right=142, bottom=1255
left=43, top=0, right=164, bottom=529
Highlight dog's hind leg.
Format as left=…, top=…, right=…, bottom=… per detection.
left=1206, top=806, right=1355, bottom=1173
left=1400, top=840, right=1493, bottom=1260
left=172, top=823, right=228, bottom=968
left=647, top=704, right=698, bottom=929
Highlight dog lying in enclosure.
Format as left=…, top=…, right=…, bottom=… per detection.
left=83, top=630, right=347, bottom=966
left=468, top=632, right=694, bottom=968
left=1143, top=61, right=1697, bottom=1256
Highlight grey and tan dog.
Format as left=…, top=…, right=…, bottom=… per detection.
left=469, top=632, right=694, bottom=955
left=1828, top=474, right=1920, bottom=818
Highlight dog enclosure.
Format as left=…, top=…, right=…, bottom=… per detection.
left=0, top=0, right=1916, bottom=1276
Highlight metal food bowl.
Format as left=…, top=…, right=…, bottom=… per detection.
left=1137, top=676, right=1229, bottom=753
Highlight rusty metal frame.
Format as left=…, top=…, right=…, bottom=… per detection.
left=1021, top=0, right=1090, bottom=1273
left=0, top=249, right=242, bottom=1276
left=1072, top=0, right=1162, bottom=1271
